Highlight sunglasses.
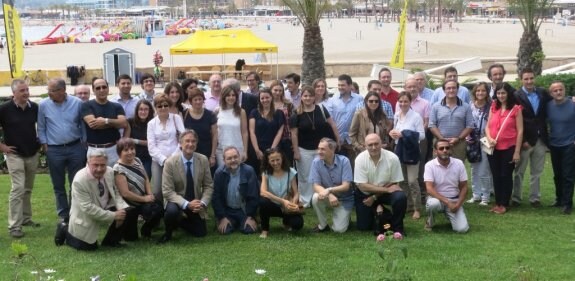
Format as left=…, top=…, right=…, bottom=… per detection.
left=94, top=85, right=108, bottom=91
left=367, top=100, right=380, bottom=104
left=437, top=146, right=451, bottom=151
left=156, top=103, right=169, bottom=109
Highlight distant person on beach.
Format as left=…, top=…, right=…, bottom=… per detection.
left=379, top=67, right=400, bottom=113
left=111, top=74, right=137, bottom=119
left=81, top=78, right=128, bottom=166
left=204, top=74, right=223, bottom=111
left=284, top=73, right=302, bottom=108
left=138, top=73, right=157, bottom=105
left=38, top=78, right=86, bottom=224
left=0, top=79, right=41, bottom=238
left=74, top=85, right=91, bottom=102
left=430, top=67, right=471, bottom=105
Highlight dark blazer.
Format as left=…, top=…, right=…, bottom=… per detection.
left=212, top=163, right=260, bottom=220
left=514, top=87, right=551, bottom=146
left=394, top=130, right=420, bottom=165
left=240, top=91, right=258, bottom=118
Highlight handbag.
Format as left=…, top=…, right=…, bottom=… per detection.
left=467, top=107, right=487, bottom=163
left=482, top=106, right=515, bottom=155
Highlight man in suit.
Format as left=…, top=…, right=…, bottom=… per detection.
left=61, top=149, right=132, bottom=250
left=212, top=146, right=260, bottom=235
left=512, top=68, right=552, bottom=207
left=159, top=129, right=214, bottom=243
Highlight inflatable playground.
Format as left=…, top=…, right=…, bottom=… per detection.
left=28, top=17, right=248, bottom=46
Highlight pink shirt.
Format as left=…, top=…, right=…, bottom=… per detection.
left=395, top=95, right=430, bottom=120
left=487, top=103, right=522, bottom=150
left=423, top=157, right=467, bottom=198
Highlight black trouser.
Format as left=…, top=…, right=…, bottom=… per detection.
left=163, top=202, right=207, bottom=238
left=122, top=202, right=163, bottom=241
left=354, top=187, right=407, bottom=234
left=66, top=207, right=130, bottom=251
left=550, top=144, right=575, bottom=208
left=259, top=198, right=303, bottom=232
left=488, top=146, right=515, bottom=207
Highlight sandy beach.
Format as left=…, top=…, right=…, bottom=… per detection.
left=1, top=18, right=575, bottom=70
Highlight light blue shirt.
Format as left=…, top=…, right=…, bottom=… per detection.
left=420, top=88, right=434, bottom=102
left=309, top=154, right=354, bottom=210
left=265, top=168, right=297, bottom=204
left=431, top=86, right=471, bottom=105
left=522, top=86, right=540, bottom=114
left=226, top=169, right=242, bottom=209
left=111, top=94, right=139, bottom=119
left=333, top=93, right=364, bottom=144
left=38, top=94, right=83, bottom=145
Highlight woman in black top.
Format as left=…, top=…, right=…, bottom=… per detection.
left=183, top=88, right=218, bottom=169
left=126, top=100, right=154, bottom=177
left=289, top=86, right=339, bottom=207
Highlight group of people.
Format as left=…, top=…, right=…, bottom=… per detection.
left=1, top=63, right=573, bottom=250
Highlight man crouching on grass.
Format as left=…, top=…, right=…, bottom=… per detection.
left=423, top=139, right=469, bottom=233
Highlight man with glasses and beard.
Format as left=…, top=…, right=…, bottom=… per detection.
left=423, top=139, right=469, bottom=233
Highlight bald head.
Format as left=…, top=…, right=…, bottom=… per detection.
left=404, top=78, right=418, bottom=98
left=74, top=85, right=91, bottom=102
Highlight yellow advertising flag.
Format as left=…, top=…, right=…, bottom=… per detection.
left=3, top=0, right=25, bottom=78
left=390, top=0, right=408, bottom=68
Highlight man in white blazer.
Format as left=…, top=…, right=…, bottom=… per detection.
left=62, top=149, right=132, bottom=250
left=159, top=129, right=214, bottom=243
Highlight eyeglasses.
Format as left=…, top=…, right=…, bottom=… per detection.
left=367, top=100, right=380, bottom=104
left=437, top=146, right=451, bottom=151
left=156, top=103, right=169, bottom=109
left=143, top=79, right=155, bottom=84
left=94, top=85, right=108, bottom=91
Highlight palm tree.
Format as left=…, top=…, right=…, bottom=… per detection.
left=510, top=0, right=554, bottom=75
left=281, top=0, right=330, bottom=86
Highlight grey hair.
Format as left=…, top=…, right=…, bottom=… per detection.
left=223, top=146, right=240, bottom=156
left=319, top=137, right=337, bottom=151
left=179, top=129, right=198, bottom=143
left=87, top=148, right=108, bottom=160
left=50, top=78, right=66, bottom=90
left=413, top=72, right=427, bottom=80
left=222, top=78, right=241, bottom=93
left=11, top=79, right=26, bottom=93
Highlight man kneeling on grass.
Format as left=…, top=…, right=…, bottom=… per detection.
left=212, top=146, right=260, bottom=234
left=56, top=149, right=137, bottom=250
left=423, top=139, right=469, bottom=233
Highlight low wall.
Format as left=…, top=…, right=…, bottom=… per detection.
left=1, top=56, right=574, bottom=87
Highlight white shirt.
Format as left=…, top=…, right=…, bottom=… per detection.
left=393, top=109, right=425, bottom=144
left=147, top=113, right=185, bottom=165
left=354, top=149, right=404, bottom=194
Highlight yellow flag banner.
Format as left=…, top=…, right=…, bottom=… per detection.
left=3, top=0, right=24, bottom=78
left=390, top=0, right=408, bottom=68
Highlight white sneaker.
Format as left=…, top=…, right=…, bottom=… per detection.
left=479, top=200, right=489, bottom=206
left=466, top=197, right=480, bottom=203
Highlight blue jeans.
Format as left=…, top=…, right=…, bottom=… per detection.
left=46, top=142, right=86, bottom=219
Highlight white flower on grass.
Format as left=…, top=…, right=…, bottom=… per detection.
left=255, top=269, right=267, bottom=275
left=90, top=276, right=100, bottom=281
left=57, top=279, right=65, bottom=281
left=44, top=269, right=57, bottom=274
left=30, top=271, right=38, bottom=275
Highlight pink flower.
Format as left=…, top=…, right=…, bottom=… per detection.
left=377, top=234, right=386, bottom=242
left=393, top=232, right=403, bottom=240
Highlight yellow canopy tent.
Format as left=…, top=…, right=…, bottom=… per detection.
left=169, top=29, right=278, bottom=80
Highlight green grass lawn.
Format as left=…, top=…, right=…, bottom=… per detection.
left=0, top=160, right=574, bottom=281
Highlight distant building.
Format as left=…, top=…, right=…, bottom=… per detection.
left=66, top=0, right=116, bottom=10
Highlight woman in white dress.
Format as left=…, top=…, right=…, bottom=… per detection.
left=215, top=86, right=248, bottom=166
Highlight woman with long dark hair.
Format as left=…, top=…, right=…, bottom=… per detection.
left=485, top=82, right=523, bottom=214
left=163, top=82, right=186, bottom=115
left=126, top=99, right=154, bottom=177
left=350, top=91, right=389, bottom=155
left=270, top=79, right=294, bottom=164
left=259, top=148, right=303, bottom=238
left=215, top=86, right=248, bottom=166
left=183, top=88, right=218, bottom=169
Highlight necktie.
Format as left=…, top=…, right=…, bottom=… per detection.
left=98, top=180, right=105, bottom=196
left=184, top=161, right=195, bottom=200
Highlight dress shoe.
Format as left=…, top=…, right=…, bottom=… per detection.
left=530, top=201, right=541, bottom=208
left=311, top=225, right=330, bottom=233
left=102, top=241, right=127, bottom=248
left=22, top=220, right=41, bottom=227
left=562, top=206, right=572, bottom=215
left=550, top=201, right=561, bottom=208
left=157, top=233, right=172, bottom=244
left=10, top=229, right=24, bottom=238
left=509, top=201, right=521, bottom=207
left=54, top=222, right=68, bottom=246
